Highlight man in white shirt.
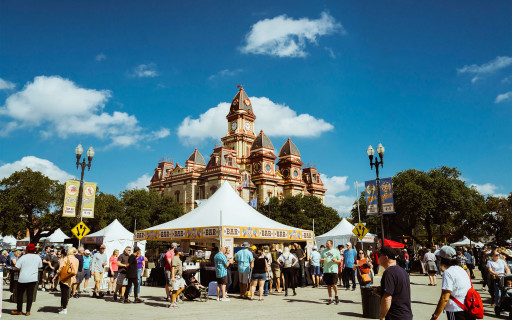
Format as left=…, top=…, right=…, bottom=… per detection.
left=90, top=244, right=108, bottom=298
left=12, top=243, right=43, bottom=316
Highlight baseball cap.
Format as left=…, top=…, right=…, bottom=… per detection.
left=242, top=242, right=250, bottom=248
left=378, top=246, right=400, bottom=260
left=174, top=247, right=183, bottom=253
left=313, top=246, right=318, bottom=250
left=84, top=249, right=91, bottom=254
left=250, top=245, right=257, bottom=251
left=438, top=246, right=456, bottom=260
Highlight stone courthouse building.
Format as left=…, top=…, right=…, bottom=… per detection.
left=148, top=87, right=326, bottom=212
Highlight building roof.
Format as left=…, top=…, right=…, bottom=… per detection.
left=251, top=130, right=274, bottom=151
left=187, top=148, right=206, bottom=165
left=279, top=138, right=301, bottom=157
left=230, top=86, right=254, bottom=114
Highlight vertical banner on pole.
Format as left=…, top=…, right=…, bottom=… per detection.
left=364, top=180, right=378, bottom=215
left=63, top=180, right=80, bottom=217
left=379, top=177, right=395, bottom=214
left=81, top=182, right=97, bottom=218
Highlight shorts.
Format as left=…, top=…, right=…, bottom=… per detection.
left=311, top=265, right=321, bottom=276
left=93, top=272, right=103, bottom=282
left=75, top=271, right=84, bottom=284
left=172, top=276, right=185, bottom=291
left=251, top=273, right=267, bottom=281
left=165, top=270, right=173, bottom=286
left=239, top=272, right=250, bottom=284
left=42, top=269, right=52, bottom=282
left=446, top=311, right=474, bottom=320
left=217, top=275, right=229, bottom=285
left=117, top=272, right=127, bottom=286
left=83, top=269, right=91, bottom=280
left=108, top=270, right=118, bottom=278
left=272, top=268, right=281, bottom=279
left=323, top=273, right=338, bottom=286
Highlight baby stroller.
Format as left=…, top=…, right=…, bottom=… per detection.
left=181, top=268, right=208, bottom=302
left=495, top=273, right=512, bottom=319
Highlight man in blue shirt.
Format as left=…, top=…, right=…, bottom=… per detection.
left=343, top=242, right=357, bottom=290
left=309, top=246, right=322, bottom=288
left=214, top=247, right=232, bottom=301
left=234, top=242, right=254, bottom=298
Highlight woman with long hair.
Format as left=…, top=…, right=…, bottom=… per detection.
left=11, top=250, right=22, bottom=266
left=278, top=247, right=298, bottom=296
left=107, top=249, right=119, bottom=295
left=250, top=249, right=270, bottom=301
left=54, top=247, right=79, bottom=315
left=356, top=250, right=373, bottom=287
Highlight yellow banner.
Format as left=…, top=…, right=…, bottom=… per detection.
left=81, top=182, right=97, bottom=218
left=63, top=180, right=80, bottom=217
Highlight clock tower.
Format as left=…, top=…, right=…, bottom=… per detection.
left=221, top=86, right=256, bottom=169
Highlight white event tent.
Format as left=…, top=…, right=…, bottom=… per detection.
left=0, top=235, right=17, bottom=249
left=450, top=236, right=481, bottom=247
left=137, top=182, right=314, bottom=248
left=315, top=218, right=356, bottom=248
left=83, top=219, right=146, bottom=257
left=41, top=228, right=70, bottom=244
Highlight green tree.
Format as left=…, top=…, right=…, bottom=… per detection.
left=485, top=193, right=512, bottom=243
left=0, top=168, right=72, bottom=243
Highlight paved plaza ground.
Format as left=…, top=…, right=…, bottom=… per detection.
left=1, top=271, right=507, bottom=319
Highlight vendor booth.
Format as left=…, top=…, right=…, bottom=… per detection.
left=136, top=182, right=315, bottom=290
left=15, top=229, right=70, bottom=248
left=450, top=236, right=479, bottom=247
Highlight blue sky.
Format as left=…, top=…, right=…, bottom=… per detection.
left=1, top=1, right=511, bottom=216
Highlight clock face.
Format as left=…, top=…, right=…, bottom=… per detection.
left=293, top=170, right=299, bottom=178
left=231, top=122, right=237, bottom=130
left=244, top=98, right=251, bottom=106
left=265, top=164, right=271, bottom=172
left=244, top=122, right=251, bottom=131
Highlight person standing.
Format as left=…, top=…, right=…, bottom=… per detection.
left=42, top=249, right=58, bottom=291
left=338, top=245, right=346, bottom=287
left=309, top=246, right=322, bottom=288
left=136, top=254, right=146, bottom=297
left=82, top=250, right=92, bottom=292
left=487, top=249, right=511, bottom=308
left=90, top=244, right=108, bottom=298
left=262, top=245, right=273, bottom=295
left=293, top=243, right=307, bottom=287
left=403, top=249, right=410, bottom=273
left=270, top=246, right=282, bottom=293
left=214, top=246, right=232, bottom=302
left=164, top=243, right=177, bottom=302
left=356, top=250, right=373, bottom=287
left=424, top=248, right=438, bottom=286
left=107, top=249, right=119, bottom=295
left=169, top=248, right=185, bottom=309
left=11, top=244, right=42, bottom=316
left=463, top=248, right=475, bottom=279
left=72, top=247, right=84, bottom=298
left=278, top=246, right=298, bottom=297
left=114, top=246, right=131, bottom=301
left=371, top=247, right=380, bottom=275
left=321, top=240, right=341, bottom=305
left=378, top=246, right=413, bottom=320
left=124, top=246, right=144, bottom=304
left=343, top=242, right=357, bottom=290
left=234, top=242, right=254, bottom=299
left=54, top=247, right=79, bottom=315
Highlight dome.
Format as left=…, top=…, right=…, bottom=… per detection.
left=230, top=86, right=254, bottom=114
left=187, top=148, right=206, bottom=165
left=279, top=138, right=301, bottom=157
left=251, top=130, right=274, bottom=151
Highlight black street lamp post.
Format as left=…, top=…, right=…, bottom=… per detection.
left=74, top=143, right=95, bottom=225
left=367, top=143, right=386, bottom=248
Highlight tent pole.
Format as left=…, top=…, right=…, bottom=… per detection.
left=219, top=210, right=223, bottom=249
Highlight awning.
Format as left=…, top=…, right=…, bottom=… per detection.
left=382, top=238, right=405, bottom=248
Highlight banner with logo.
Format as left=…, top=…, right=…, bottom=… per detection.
left=81, top=182, right=97, bottom=218
left=63, top=180, right=80, bottom=217
left=380, top=177, right=395, bottom=214
left=365, top=180, right=379, bottom=215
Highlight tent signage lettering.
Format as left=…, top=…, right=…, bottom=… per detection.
left=274, top=230, right=287, bottom=239
left=302, top=232, right=313, bottom=240
left=159, top=230, right=171, bottom=239
left=223, top=227, right=240, bottom=237
left=203, top=227, right=218, bottom=237
left=134, top=231, right=146, bottom=240
left=173, top=229, right=186, bottom=239
left=259, top=229, right=273, bottom=238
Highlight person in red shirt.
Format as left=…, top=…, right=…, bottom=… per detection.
left=371, top=247, right=380, bottom=275
left=356, top=250, right=373, bottom=287
left=164, top=243, right=177, bottom=301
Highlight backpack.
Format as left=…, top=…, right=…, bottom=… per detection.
left=449, top=271, right=484, bottom=319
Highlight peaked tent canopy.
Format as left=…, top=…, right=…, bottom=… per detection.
left=138, top=181, right=314, bottom=244
left=0, top=235, right=17, bottom=249
left=83, top=219, right=146, bottom=257
left=450, top=236, right=477, bottom=247
left=315, top=218, right=377, bottom=248
left=41, top=229, right=70, bottom=243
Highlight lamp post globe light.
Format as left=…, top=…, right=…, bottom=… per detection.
left=367, top=142, right=386, bottom=248
left=75, top=143, right=95, bottom=223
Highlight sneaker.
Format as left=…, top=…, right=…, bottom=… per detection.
left=113, top=294, right=117, bottom=301
left=216, top=297, right=220, bottom=301
left=106, top=291, right=111, bottom=296
left=221, top=298, right=230, bottom=302
left=58, top=309, right=67, bottom=315
left=98, top=292, right=104, bottom=298
left=134, top=298, right=144, bottom=303
left=124, top=299, right=132, bottom=303
left=92, top=292, right=98, bottom=298
left=82, top=289, right=88, bottom=293
left=335, top=296, right=339, bottom=305
left=41, top=287, right=46, bottom=292
left=327, top=299, right=333, bottom=305
left=502, top=311, right=510, bottom=316
left=169, top=303, right=178, bottom=309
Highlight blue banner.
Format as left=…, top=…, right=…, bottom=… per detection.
left=380, top=177, right=395, bottom=214
left=365, top=180, right=378, bottom=215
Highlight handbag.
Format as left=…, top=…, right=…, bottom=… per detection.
left=59, top=257, right=76, bottom=282
left=361, top=273, right=372, bottom=284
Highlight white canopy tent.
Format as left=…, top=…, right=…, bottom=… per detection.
left=450, top=236, right=478, bottom=247
left=0, top=235, right=17, bottom=249
left=40, top=228, right=70, bottom=244
left=138, top=182, right=314, bottom=247
left=315, top=218, right=356, bottom=248
left=83, top=219, right=146, bottom=258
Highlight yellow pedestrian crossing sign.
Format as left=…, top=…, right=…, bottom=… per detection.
left=352, top=222, right=369, bottom=241
left=72, top=221, right=90, bottom=240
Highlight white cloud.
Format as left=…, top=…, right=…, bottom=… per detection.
left=458, top=56, right=512, bottom=74
left=240, top=11, right=344, bottom=58
left=471, top=76, right=479, bottom=84
left=130, top=63, right=158, bottom=78
left=208, top=69, right=243, bottom=81
left=177, top=96, right=334, bottom=145
left=0, top=75, right=170, bottom=147
left=471, top=183, right=498, bottom=195
left=95, top=53, right=107, bottom=62
left=0, top=156, right=73, bottom=182
left=495, top=91, right=512, bottom=104
left=0, top=78, right=16, bottom=90
left=321, top=174, right=356, bottom=216
left=126, top=173, right=151, bottom=190
left=502, top=75, right=512, bottom=83
left=324, top=47, right=336, bottom=59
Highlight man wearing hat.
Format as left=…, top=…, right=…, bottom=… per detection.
left=235, top=242, right=254, bottom=298
left=90, top=244, right=108, bottom=298
left=169, top=247, right=185, bottom=309
left=12, top=243, right=43, bottom=316
left=82, top=249, right=92, bottom=292
left=309, top=245, right=321, bottom=288
left=378, top=246, right=412, bottom=320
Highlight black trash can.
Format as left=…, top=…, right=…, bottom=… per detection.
left=9, top=268, right=41, bottom=303
left=360, top=286, right=381, bottom=319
